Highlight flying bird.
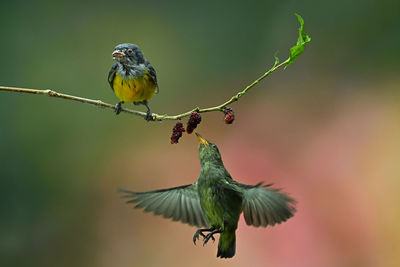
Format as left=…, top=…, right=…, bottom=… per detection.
left=120, top=133, right=296, bottom=258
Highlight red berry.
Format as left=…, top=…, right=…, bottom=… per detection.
left=186, top=112, right=202, bottom=134
left=171, top=122, right=185, bottom=144
left=224, top=113, right=235, bottom=124
left=223, top=107, right=235, bottom=124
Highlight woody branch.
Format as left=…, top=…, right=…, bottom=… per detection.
left=0, top=58, right=289, bottom=121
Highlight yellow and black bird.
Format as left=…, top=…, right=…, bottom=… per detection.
left=108, top=43, right=158, bottom=120
left=120, top=133, right=296, bottom=258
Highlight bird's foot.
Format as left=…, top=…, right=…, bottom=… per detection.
left=193, top=230, right=206, bottom=245
left=145, top=109, right=153, bottom=121
left=202, top=232, right=216, bottom=246
left=193, top=228, right=216, bottom=245
left=133, top=101, right=153, bottom=121
left=115, top=102, right=123, bottom=115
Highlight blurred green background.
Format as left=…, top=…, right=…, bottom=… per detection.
left=1, top=0, right=399, bottom=266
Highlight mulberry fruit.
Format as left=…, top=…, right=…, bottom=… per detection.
left=170, top=122, right=186, bottom=144
left=186, top=112, right=202, bottom=134
left=223, top=107, right=235, bottom=124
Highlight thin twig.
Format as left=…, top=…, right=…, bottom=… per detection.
left=0, top=58, right=289, bottom=121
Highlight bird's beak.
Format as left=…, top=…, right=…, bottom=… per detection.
left=112, top=50, right=125, bottom=59
left=195, top=132, right=208, bottom=145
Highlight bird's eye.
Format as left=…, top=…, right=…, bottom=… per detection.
left=127, top=49, right=133, bottom=54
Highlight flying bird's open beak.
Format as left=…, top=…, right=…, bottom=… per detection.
left=112, top=50, right=125, bottom=59
left=195, top=132, right=209, bottom=145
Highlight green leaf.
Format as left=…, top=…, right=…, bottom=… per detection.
left=285, top=13, right=311, bottom=69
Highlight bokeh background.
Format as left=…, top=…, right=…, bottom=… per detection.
left=1, top=0, right=399, bottom=266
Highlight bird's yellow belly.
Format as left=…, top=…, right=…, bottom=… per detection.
left=113, top=72, right=156, bottom=103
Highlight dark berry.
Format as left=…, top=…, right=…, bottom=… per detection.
left=224, top=113, right=235, bottom=124
left=186, top=112, right=202, bottom=134
left=171, top=122, right=185, bottom=144
left=223, top=107, right=235, bottom=124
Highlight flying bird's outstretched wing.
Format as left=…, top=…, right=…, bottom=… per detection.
left=240, top=182, right=296, bottom=227
left=119, top=183, right=208, bottom=227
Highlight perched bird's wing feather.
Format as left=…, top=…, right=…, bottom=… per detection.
left=240, top=182, right=296, bottom=227
left=145, top=61, right=159, bottom=94
left=108, top=63, right=118, bottom=91
left=119, top=183, right=208, bottom=227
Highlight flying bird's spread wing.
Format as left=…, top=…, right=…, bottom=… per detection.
left=119, top=183, right=208, bottom=227
left=240, top=182, right=296, bottom=227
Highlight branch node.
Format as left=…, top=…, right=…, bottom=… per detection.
left=95, top=100, right=104, bottom=107
left=45, top=90, right=57, bottom=97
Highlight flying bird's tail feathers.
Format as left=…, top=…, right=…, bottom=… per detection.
left=217, top=231, right=236, bottom=258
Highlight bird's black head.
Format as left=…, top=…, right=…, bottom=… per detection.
left=112, top=43, right=145, bottom=65
left=196, top=132, right=223, bottom=166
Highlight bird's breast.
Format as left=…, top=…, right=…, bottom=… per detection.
left=198, top=173, right=243, bottom=228
left=113, top=70, right=156, bottom=102
left=198, top=184, right=225, bottom=227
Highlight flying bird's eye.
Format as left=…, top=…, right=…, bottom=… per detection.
left=127, top=49, right=133, bottom=54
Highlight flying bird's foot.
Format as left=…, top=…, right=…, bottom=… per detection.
left=193, top=230, right=206, bottom=245
left=115, top=101, right=124, bottom=115
left=202, top=233, right=215, bottom=246
left=203, top=230, right=221, bottom=246
left=193, top=228, right=216, bottom=245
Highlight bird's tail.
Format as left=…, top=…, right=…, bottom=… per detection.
left=217, top=230, right=236, bottom=258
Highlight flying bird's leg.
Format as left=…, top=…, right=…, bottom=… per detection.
left=115, top=101, right=124, bottom=115
left=193, top=227, right=215, bottom=245
left=203, top=228, right=222, bottom=246
left=134, top=100, right=153, bottom=121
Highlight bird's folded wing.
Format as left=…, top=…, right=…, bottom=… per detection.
left=119, top=183, right=208, bottom=227
left=108, top=63, right=118, bottom=91
left=241, top=183, right=296, bottom=227
left=145, top=61, right=159, bottom=94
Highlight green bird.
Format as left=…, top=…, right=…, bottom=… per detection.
left=119, top=133, right=296, bottom=258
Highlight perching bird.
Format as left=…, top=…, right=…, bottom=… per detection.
left=108, top=43, right=158, bottom=121
left=119, top=133, right=296, bottom=258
